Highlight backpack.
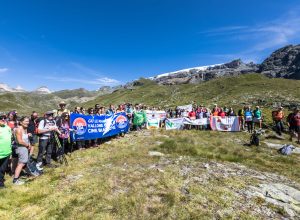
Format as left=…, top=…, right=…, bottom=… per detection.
left=250, top=133, right=260, bottom=146
left=278, top=144, right=295, bottom=155
left=36, top=118, right=55, bottom=137
left=25, top=156, right=42, bottom=176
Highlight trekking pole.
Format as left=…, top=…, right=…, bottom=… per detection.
left=53, top=132, right=68, bottom=166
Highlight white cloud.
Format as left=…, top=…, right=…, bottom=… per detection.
left=200, top=9, right=300, bottom=62
left=46, top=76, right=121, bottom=86
left=0, top=68, right=8, bottom=73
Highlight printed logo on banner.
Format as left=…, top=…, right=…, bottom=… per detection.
left=116, top=115, right=128, bottom=129
left=72, top=117, right=87, bottom=135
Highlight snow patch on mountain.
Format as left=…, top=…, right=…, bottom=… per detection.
left=149, top=64, right=223, bottom=80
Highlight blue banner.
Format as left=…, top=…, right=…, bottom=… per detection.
left=70, top=112, right=130, bottom=141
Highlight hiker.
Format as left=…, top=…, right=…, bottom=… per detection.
left=287, top=108, right=297, bottom=142
left=0, top=112, right=12, bottom=188
left=106, top=104, right=115, bottom=115
left=37, top=111, right=60, bottom=169
left=57, top=112, right=71, bottom=154
left=212, top=104, right=220, bottom=116
left=55, top=101, right=70, bottom=117
left=238, top=107, right=245, bottom=130
left=294, top=108, right=300, bottom=144
left=218, top=108, right=226, bottom=117
left=244, top=106, right=253, bottom=133
left=273, top=107, right=285, bottom=136
left=6, top=111, right=18, bottom=130
left=227, top=107, right=236, bottom=116
left=13, top=116, right=34, bottom=185
left=28, top=111, right=39, bottom=146
left=253, top=106, right=263, bottom=129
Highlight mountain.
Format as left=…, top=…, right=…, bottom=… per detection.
left=260, top=44, right=300, bottom=79
left=33, top=86, right=52, bottom=94
left=0, top=83, right=26, bottom=93
left=150, top=59, right=259, bottom=85
left=149, top=44, right=300, bottom=85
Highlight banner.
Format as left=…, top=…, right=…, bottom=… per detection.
left=145, top=110, right=166, bottom=121
left=177, top=104, right=192, bottom=112
left=165, top=118, right=184, bottom=130
left=210, top=116, right=240, bottom=132
left=146, top=117, right=160, bottom=129
left=70, top=112, right=130, bottom=140
left=183, top=117, right=209, bottom=126
left=133, top=111, right=146, bottom=126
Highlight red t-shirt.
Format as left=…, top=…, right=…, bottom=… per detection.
left=218, top=112, right=226, bottom=117
left=188, top=111, right=196, bottom=119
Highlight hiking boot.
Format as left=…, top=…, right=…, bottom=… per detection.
left=36, top=162, right=44, bottom=171
left=13, top=178, right=25, bottom=185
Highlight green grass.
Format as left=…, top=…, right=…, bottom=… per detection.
left=1, top=129, right=299, bottom=219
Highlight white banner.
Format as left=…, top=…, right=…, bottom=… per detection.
left=145, top=110, right=167, bottom=121
left=177, top=104, right=193, bottom=112
left=210, top=116, right=240, bottom=132
left=165, top=118, right=184, bottom=130
left=183, top=117, right=210, bottom=126
left=146, top=117, right=160, bottom=129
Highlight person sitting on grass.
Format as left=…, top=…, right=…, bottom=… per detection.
left=0, top=112, right=12, bottom=188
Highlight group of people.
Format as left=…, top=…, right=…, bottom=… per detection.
left=0, top=101, right=300, bottom=188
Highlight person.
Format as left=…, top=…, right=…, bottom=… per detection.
left=95, top=104, right=100, bottom=113
left=0, top=112, right=12, bottom=188
left=244, top=106, right=253, bottom=133
left=74, top=106, right=81, bottom=114
left=212, top=104, right=220, bottom=116
left=294, top=109, right=300, bottom=144
left=287, top=108, right=297, bottom=142
left=28, top=111, right=39, bottom=146
left=253, top=106, right=263, bottom=129
left=6, top=111, right=18, bottom=130
left=218, top=108, right=226, bottom=117
left=273, top=107, right=285, bottom=136
left=227, top=107, right=236, bottom=116
left=55, top=101, right=70, bottom=117
left=106, top=104, right=115, bottom=115
left=238, top=107, right=245, bottom=130
left=37, top=111, right=60, bottom=169
left=13, top=116, right=35, bottom=185
left=57, top=112, right=71, bottom=154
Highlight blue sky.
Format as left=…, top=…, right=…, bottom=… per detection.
left=0, top=0, right=300, bottom=91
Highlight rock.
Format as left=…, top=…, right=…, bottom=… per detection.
left=204, top=163, right=210, bottom=169
left=260, top=44, right=300, bottom=79
left=247, top=183, right=300, bottom=217
left=148, top=151, right=165, bottom=157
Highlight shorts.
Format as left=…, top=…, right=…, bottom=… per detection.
left=253, top=117, right=262, bottom=123
left=296, top=126, right=300, bottom=133
left=15, top=147, right=29, bottom=164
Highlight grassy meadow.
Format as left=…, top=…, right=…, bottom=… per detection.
left=1, top=129, right=299, bottom=219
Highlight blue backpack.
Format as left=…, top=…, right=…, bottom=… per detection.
left=279, top=145, right=294, bottom=155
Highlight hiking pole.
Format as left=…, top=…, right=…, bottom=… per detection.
left=53, top=132, right=68, bottom=166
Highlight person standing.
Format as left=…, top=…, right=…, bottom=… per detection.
left=28, top=111, right=39, bottom=146
left=37, top=111, right=60, bottom=169
left=0, top=112, right=12, bottom=188
left=273, top=107, right=285, bottom=136
left=294, top=109, right=300, bottom=144
left=253, top=106, right=263, bottom=129
left=244, top=106, right=253, bottom=133
left=13, top=117, right=34, bottom=185
left=55, top=101, right=70, bottom=117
